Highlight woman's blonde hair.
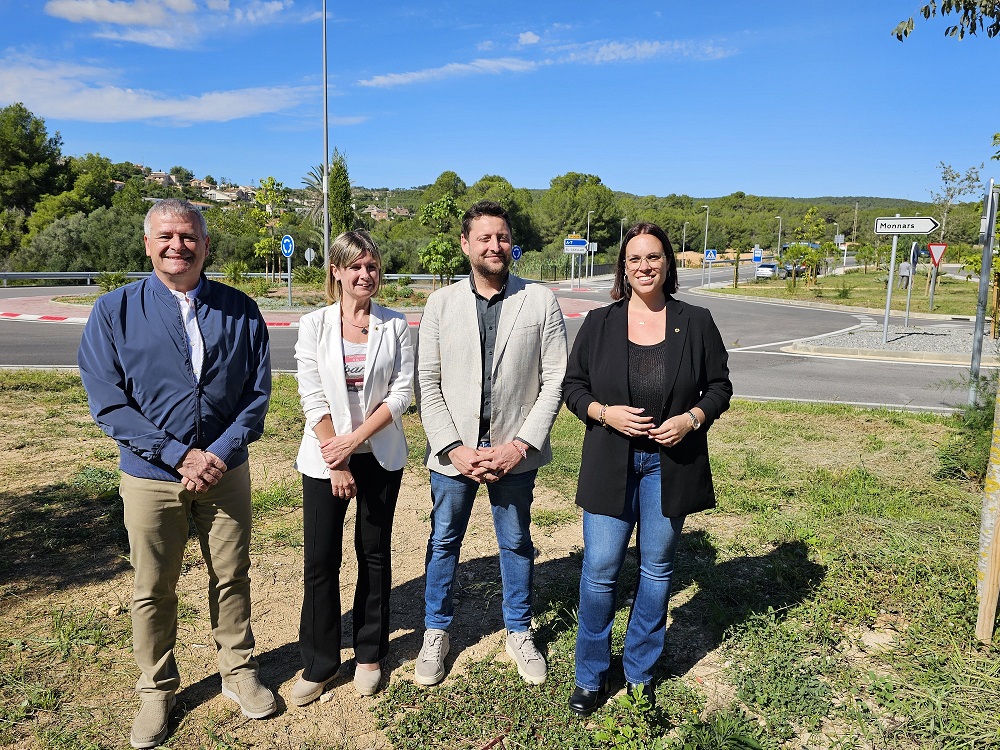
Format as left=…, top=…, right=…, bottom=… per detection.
left=325, top=230, right=383, bottom=304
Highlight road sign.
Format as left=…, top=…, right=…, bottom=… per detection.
left=874, top=217, right=940, bottom=235
left=564, top=237, right=588, bottom=255
left=281, top=235, right=295, bottom=258
left=928, top=242, right=947, bottom=267
left=752, top=245, right=762, bottom=263
left=305, top=247, right=315, bottom=265
left=704, top=248, right=718, bottom=261
left=512, top=245, right=522, bottom=261
left=834, top=234, right=845, bottom=245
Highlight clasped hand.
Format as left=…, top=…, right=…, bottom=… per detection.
left=602, top=406, right=692, bottom=447
left=448, top=443, right=524, bottom=484
left=177, top=449, right=227, bottom=493
left=320, top=433, right=358, bottom=470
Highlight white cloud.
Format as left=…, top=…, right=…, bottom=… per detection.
left=565, top=39, right=736, bottom=64
left=43, top=0, right=191, bottom=27
left=232, top=0, right=292, bottom=24
left=476, top=40, right=495, bottom=51
left=518, top=31, right=540, bottom=46
left=206, top=0, right=230, bottom=9
left=0, top=55, right=314, bottom=123
left=357, top=57, right=537, bottom=88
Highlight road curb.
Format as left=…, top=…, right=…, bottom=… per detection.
left=785, top=342, right=1000, bottom=365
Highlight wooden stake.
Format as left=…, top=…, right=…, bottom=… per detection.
left=976, top=517, right=1000, bottom=643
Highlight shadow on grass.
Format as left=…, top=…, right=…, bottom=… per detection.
left=0, top=481, right=130, bottom=596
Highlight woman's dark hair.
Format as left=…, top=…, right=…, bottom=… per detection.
left=610, top=222, right=678, bottom=301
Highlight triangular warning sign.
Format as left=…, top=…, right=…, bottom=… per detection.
left=927, top=243, right=947, bottom=267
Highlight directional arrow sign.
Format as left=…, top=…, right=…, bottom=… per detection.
left=874, top=217, right=940, bottom=235
left=564, top=237, right=588, bottom=255
left=280, top=234, right=295, bottom=257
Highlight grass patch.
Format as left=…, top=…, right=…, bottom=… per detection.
left=3, top=374, right=1000, bottom=747
left=715, top=267, right=978, bottom=316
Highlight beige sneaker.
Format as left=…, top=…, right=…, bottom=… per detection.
left=414, top=629, right=449, bottom=686
left=290, top=674, right=336, bottom=706
left=354, top=664, right=382, bottom=696
left=222, top=674, right=277, bottom=719
left=506, top=630, right=546, bottom=685
left=130, top=696, right=175, bottom=749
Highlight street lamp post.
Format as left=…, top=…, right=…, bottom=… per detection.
left=681, top=221, right=689, bottom=268
left=619, top=215, right=627, bottom=248
left=775, top=216, right=782, bottom=262
left=701, top=205, right=710, bottom=286
left=321, top=0, right=330, bottom=264
left=586, top=210, right=595, bottom=277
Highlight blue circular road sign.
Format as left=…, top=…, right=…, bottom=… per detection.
left=281, top=235, right=295, bottom=258
left=512, top=245, right=522, bottom=261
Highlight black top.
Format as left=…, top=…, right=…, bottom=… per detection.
left=628, top=339, right=666, bottom=453
left=563, top=297, right=732, bottom=518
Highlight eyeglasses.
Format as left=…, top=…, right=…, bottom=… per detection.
left=624, top=253, right=665, bottom=268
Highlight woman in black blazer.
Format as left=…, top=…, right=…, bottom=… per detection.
left=563, top=222, right=732, bottom=716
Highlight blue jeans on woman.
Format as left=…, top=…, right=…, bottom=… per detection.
left=575, top=448, right=685, bottom=691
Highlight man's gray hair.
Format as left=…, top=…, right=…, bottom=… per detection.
left=144, top=199, right=208, bottom=237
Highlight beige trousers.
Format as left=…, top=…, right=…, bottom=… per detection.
left=120, top=462, right=258, bottom=698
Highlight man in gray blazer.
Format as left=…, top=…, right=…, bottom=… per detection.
left=416, top=200, right=567, bottom=686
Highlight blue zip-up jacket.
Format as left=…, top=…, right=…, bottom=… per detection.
left=78, top=272, right=271, bottom=482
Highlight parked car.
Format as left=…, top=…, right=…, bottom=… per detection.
left=756, top=263, right=782, bottom=279
left=783, top=262, right=808, bottom=278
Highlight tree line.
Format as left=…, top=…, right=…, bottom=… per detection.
left=0, top=102, right=988, bottom=280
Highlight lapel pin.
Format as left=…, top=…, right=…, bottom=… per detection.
left=674, top=328, right=680, bottom=333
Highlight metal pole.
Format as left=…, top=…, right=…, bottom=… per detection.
left=586, top=210, right=594, bottom=278
left=882, top=220, right=900, bottom=345
left=775, top=216, right=782, bottom=262
left=904, top=241, right=916, bottom=327
left=970, top=181, right=998, bottom=406
left=321, top=0, right=330, bottom=265
left=681, top=221, right=688, bottom=268
left=701, top=205, right=709, bottom=286
left=287, top=255, right=293, bottom=307
left=929, top=264, right=938, bottom=311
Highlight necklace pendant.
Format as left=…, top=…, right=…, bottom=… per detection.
left=362, top=327, right=369, bottom=335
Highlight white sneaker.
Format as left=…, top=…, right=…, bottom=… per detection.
left=414, top=629, right=449, bottom=686
left=506, top=630, right=546, bottom=685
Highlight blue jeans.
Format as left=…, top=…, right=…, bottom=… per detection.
left=575, top=449, right=685, bottom=690
left=424, top=469, right=537, bottom=633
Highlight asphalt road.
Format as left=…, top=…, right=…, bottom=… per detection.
left=0, top=279, right=981, bottom=412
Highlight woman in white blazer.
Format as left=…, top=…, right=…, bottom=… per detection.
left=291, top=230, right=414, bottom=704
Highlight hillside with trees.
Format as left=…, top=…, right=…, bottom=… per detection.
left=0, top=102, right=987, bottom=279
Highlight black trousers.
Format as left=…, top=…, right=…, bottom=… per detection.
left=299, top=453, right=402, bottom=681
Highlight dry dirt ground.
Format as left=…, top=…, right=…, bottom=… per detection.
left=2, top=376, right=736, bottom=750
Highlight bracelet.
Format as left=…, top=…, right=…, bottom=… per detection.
left=512, top=441, right=528, bottom=460
left=599, top=404, right=608, bottom=427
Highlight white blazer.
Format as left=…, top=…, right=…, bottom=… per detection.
left=295, top=301, right=414, bottom=477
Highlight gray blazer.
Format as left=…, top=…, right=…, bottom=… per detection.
left=418, top=274, right=568, bottom=476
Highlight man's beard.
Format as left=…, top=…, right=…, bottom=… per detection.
left=471, top=253, right=510, bottom=279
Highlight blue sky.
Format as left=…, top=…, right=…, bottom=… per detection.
left=0, top=1, right=996, bottom=201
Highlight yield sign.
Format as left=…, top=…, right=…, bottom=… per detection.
left=927, top=242, right=947, bottom=267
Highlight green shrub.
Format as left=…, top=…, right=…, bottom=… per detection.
left=96, top=271, right=130, bottom=293
left=292, top=265, right=325, bottom=286
left=240, top=278, right=273, bottom=299
left=221, top=260, right=248, bottom=284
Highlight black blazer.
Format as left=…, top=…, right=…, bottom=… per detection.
left=563, top=297, right=732, bottom=518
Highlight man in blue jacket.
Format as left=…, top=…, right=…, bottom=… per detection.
left=78, top=199, right=274, bottom=748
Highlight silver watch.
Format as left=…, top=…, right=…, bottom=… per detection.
left=686, top=410, right=701, bottom=430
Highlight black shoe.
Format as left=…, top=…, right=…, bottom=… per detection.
left=627, top=681, right=655, bottom=707
left=569, top=684, right=606, bottom=716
